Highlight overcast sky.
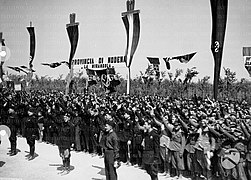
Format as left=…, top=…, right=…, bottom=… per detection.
left=0, top=0, right=251, bottom=82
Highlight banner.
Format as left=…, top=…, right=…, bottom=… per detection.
left=243, top=47, right=251, bottom=76
left=122, top=0, right=140, bottom=68
left=7, top=66, right=28, bottom=74
left=147, top=57, right=160, bottom=65
left=210, top=0, right=228, bottom=100
left=66, top=13, right=79, bottom=69
left=171, top=52, right=197, bottom=63
left=27, top=26, right=36, bottom=70
left=163, top=52, right=196, bottom=70
left=147, top=57, right=160, bottom=79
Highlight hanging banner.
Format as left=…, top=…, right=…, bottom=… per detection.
left=71, top=55, right=126, bottom=70
left=27, top=26, right=36, bottom=70
left=66, top=13, right=79, bottom=69
left=210, top=0, right=228, bottom=100
left=122, top=0, right=140, bottom=68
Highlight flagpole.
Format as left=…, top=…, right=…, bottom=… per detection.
left=126, top=66, right=130, bottom=95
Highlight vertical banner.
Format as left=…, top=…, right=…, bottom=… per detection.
left=27, top=24, right=36, bottom=70
left=243, top=47, right=251, bottom=76
left=210, top=0, right=228, bottom=100
left=66, top=13, right=79, bottom=70
left=65, top=13, right=79, bottom=95
left=122, top=0, right=140, bottom=94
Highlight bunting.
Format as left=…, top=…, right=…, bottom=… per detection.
left=210, top=0, right=228, bottom=100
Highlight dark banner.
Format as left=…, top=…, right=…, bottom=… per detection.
left=147, top=57, right=160, bottom=65
left=66, top=25, right=79, bottom=69
left=27, top=27, right=36, bottom=70
left=210, top=0, right=228, bottom=100
left=171, top=52, right=197, bottom=63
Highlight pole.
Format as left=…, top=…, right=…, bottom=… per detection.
left=127, top=66, right=130, bottom=95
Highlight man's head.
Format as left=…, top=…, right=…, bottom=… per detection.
left=105, top=121, right=115, bottom=132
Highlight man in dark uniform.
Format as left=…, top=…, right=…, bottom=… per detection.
left=141, top=120, right=160, bottom=180
left=101, top=114, right=120, bottom=180
left=24, top=109, right=39, bottom=160
left=7, top=108, right=19, bottom=156
left=57, top=113, right=74, bottom=173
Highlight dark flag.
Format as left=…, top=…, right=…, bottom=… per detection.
left=210, top=0, right=228, bottom=100
left=20, top=65, right=35, bottom=72
left=41, top=62, right=62, bottom=68
left=27, top=25, right=36, bottom=70
left=147, top=57, right=160, bottom=79
left=86, top=68, right=107, bottom=87
left=171, top=52, right=197, bottom=63
left=107, top=67, right=120, bottom=93
left=66, top=13, right=79, bottom=69
left=122, top=0, right=140, bottom=68
left=147, top=57, right=160, bottom=65
left=243, top=47, right=251, bottom=76
left=7, top=66, right=28, bottom=74
left=86, top=68, right=97, bottom=86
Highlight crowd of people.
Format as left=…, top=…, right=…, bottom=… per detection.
left=0, top=88, right=251, bottom=180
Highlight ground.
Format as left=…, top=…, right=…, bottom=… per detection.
left=0, top=136, right=190, bottom=180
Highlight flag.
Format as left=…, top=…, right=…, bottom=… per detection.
left=20, top=65, right=35, bottom=72
left=7, top=66, right=28, bottom=74
left=66, top=13, right=79, bottom=69
left=147, top=57, right=160, bottom=79
left=27, top=26, right=36, bottom=70
left=122, top=0, right=140, bottom=68
left=86, top=68, right=107, bottom=87
left=243, top=47, right=251, bottom=76
left=147, top=57, right=160, bottom=65
left=210, top=0, right=228, bottom=100
left=168, top=52, right=197, bottom=64
left=41, top=62, right=63, bottom=68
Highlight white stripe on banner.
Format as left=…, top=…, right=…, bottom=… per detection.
left=126, top=14, right=134, bottom=67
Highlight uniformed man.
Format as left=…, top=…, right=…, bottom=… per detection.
left=7, top=108, right=19, bottom=156
left=57, top=113, right=75, bottom=173
left=141, top=120, right=160, bottom=180
left=100, top=114, right=120, bottom=180
left=24, top=109, right=39, bottom=160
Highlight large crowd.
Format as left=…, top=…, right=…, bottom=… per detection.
left=0, top=88, right=251, bottom=180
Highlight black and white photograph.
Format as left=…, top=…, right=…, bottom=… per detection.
left=0, top=0, right=251, bottom=180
